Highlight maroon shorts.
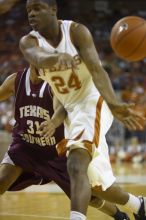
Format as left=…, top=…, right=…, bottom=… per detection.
left=7, top=140, right=70, bottom=197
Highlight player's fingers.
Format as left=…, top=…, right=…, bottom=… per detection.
left=44, top=131, right=50, bottom=138
left=123, top=117, right=136, bottom=130
left=129, top=117, right=144, bottom=130
left=123, top=117, right=143, bottom=130
left=39, top=126, right=50, bottom=135
left=123, top=118, right=137, bottom=130
left=133, top=114, right=146, bottom=122
left=126, top=113, right=146, bottom=128
left=123, top=121, right=132, bottom=130
left=44, top=130, right=55, bottom=138
left=126, top=103, right=135, bottom=108
left=39, top=121, right=48, bottom=128
left=38, top=122, right=46, bottom=131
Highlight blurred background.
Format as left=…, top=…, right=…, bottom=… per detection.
left=0, top=0, right=146, bottom=164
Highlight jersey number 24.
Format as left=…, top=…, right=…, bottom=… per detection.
left=51, top=72, right=81, bottom=94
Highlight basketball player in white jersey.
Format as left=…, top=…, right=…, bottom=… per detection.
left=0, top=65, right=131, bottom=220
left=20, top=0, right=146, bottom=219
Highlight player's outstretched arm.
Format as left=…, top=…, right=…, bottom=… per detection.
left=0, top=73, right=16, bottom=101
left=71, top=23, right=145, bottom=130
left=39, top=96, right=66, bottom=138
left=19, top=35, right=76, bottom=70
left=71, top=23, right=119, bottom=106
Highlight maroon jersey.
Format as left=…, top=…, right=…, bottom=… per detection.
left=6, top=69, right=70, bottom=197
left=8, top=68, right=65, bottom=162
left=12, top=68, right=64, bottom=150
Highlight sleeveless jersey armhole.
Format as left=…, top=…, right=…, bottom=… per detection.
left=15, top=69, right=27, bottom=97
left=47, top=85, right=53, bottom=99
left=70, top=22, right=80, bottom=47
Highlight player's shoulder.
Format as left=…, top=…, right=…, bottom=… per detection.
left=5, top=72, right=17, bottom=83
left=70, top=22, right=91, bottom=37
left=20, top=33, right=31, bottom=43
left=1, top=72, right=17, bottom=93
left=71, top=21, right=87, bottom=31
left=8, top=69, right=26, bottom=82
left=60, top=19, right=89, bottom=33
left=70, top=22, right=92, bottom=46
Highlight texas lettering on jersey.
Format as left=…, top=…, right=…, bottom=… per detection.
left=13, top=69, right=64, bottom=148
left=19, top=105, right=49, bottom=120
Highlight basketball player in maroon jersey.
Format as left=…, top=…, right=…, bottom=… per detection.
left=0, top=65, right=69, bottom=196
left=19, top=0, right=146, bottom=219
left=0, top=65, right=130, bottom=220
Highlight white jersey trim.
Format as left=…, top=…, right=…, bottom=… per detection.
left=25, top=68, right=47, bottom=98
left=25, top=68, right=31, bottom=96
left=39, top=81, right=47, bottom=98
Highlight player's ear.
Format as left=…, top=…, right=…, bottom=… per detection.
left=51, top=4, right=57, bottom=15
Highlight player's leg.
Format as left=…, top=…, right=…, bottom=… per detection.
left=0, top=163, right=23, bottom=194
left=92, top=183, right=129, bottom=204
left=90, top=196, right=130, bottom=220
left=46, top=155, right=130, bottom=220
left=92, top=183, right=146, bottom=220
left=67, top=148, right=91, bottom=220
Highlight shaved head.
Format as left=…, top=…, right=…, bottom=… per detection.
left=42, top=0, right=57, bottom=6
left=26, top=0, right=57, bottom=6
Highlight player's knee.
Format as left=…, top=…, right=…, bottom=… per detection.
left=67, top=156, right=88, bottom=179
left=67, top=157, right=80, bottom=176
left=67, top=149, right=90, bottom=177
left=89, top=196, right=103, bottom=208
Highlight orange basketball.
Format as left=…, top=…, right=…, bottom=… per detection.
left=110, top=16, right=146, bottom=62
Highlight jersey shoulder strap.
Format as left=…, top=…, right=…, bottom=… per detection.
left=15, top=68, right=27, bottom=97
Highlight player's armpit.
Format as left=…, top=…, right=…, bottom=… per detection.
left=0, top=73, right=16, bottom=101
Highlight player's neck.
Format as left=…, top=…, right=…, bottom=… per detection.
left=39, top=19, right=61, bottom=47
left=29, top=68, right=42, bottom=85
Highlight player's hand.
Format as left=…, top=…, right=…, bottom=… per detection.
left=109, top=103, right=146, bottom=130
left=54, top=53, right=78, bottom=71
left=39, top=119, right=56, bottom=138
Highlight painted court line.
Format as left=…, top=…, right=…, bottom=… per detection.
left=0, top=213, right=68, bottom=219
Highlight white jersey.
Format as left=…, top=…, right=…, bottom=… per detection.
left=30, top=20, right=100, bottom=110
left=30, top=20, right=115, bottom=190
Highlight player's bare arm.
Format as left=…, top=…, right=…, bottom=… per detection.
left=52, top=95, right=67, bottom=127
left=39, top=95, right=66, bottom=138
left=71, top=23, right=145, bottom=130
left=0, top=73, right=16, bottom=101
left=71, top=23, right=120, bottom=106
left=19, top=35, right=76, bottom=70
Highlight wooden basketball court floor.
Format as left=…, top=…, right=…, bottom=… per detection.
left=0, top=163, right=146, bottom=220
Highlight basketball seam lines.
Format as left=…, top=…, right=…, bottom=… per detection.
left=125, top=23, right=146, bottom=58
left=115, top=21, right=145, bottom=49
